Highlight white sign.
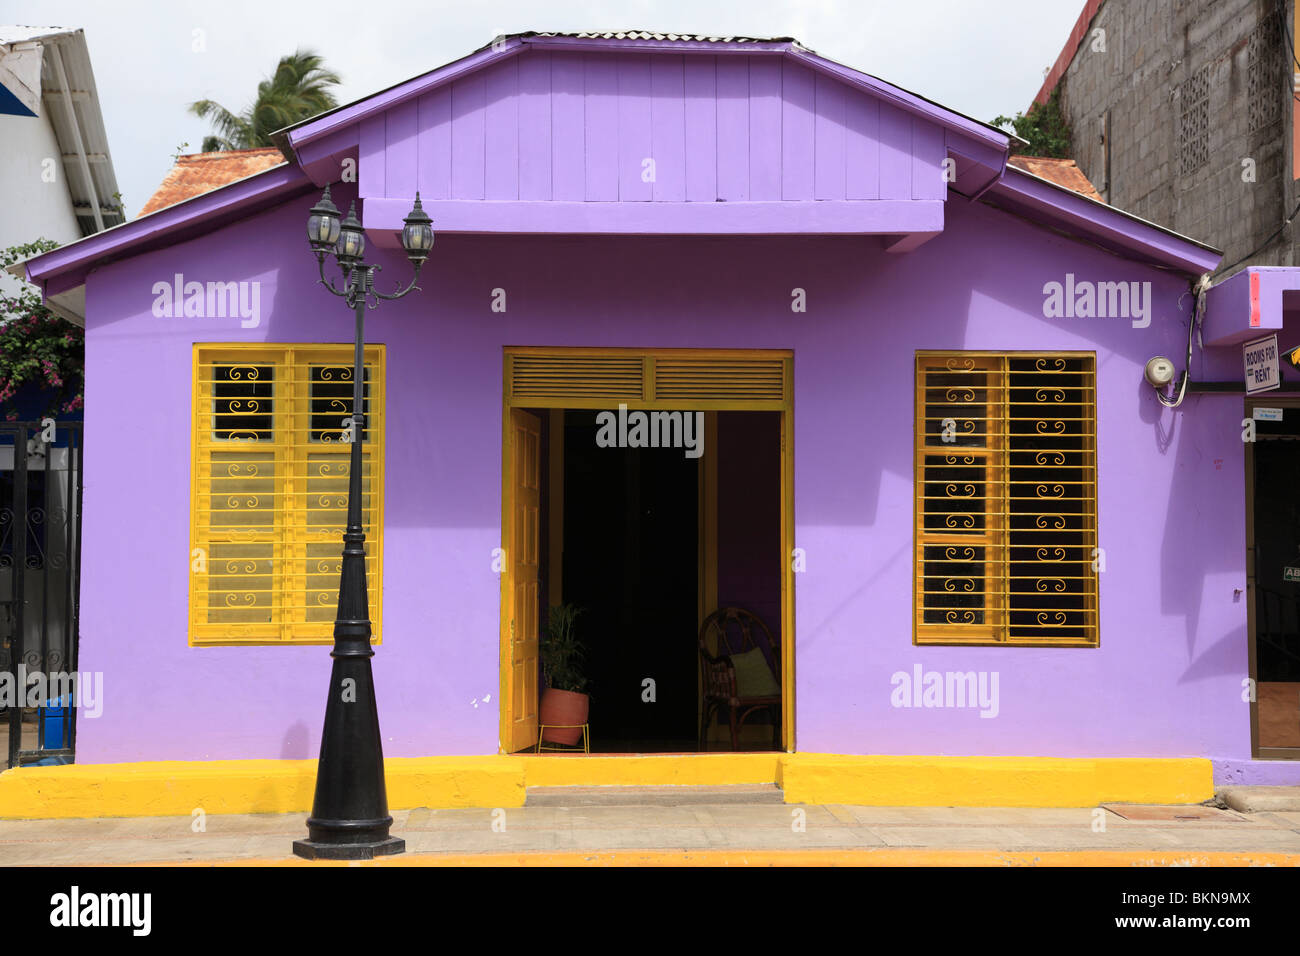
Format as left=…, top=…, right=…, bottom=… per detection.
left=1244, top=334, right=1280, bottom=395
left=1254, top=406, right=1284, bottom=421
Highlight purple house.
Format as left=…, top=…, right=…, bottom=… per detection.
left=11, top=32, right=1300, bottom=810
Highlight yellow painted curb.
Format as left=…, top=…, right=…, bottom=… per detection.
left=0, top=753, right=1215, bottom=818
left=779, top=755, right=1214, bottom=808
left=519, top=753, right=781, bottom=787
left=0, top=757, right=526, bottom=819
left=147, top=850, right=1300, bottom=868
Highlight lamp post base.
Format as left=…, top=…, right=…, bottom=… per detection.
left=292, top=835, right=406, bottom=861
left=292, top=813, right=405, bottom=860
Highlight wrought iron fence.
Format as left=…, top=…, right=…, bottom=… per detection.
left=0, top=420, right=83, bottom=769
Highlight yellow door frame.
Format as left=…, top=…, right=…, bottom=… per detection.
left=500, top=346, right=795, bottom=753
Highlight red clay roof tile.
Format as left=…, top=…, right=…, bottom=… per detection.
left=1006, top=154, right=1104, bottom=203
left=136, top=148, right=285, bottom=218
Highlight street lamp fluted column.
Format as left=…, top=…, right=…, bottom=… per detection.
left=292, top=187, right=433, bottom=861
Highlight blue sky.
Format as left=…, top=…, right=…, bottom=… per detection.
left=0, top=0, right=1085, bottom=217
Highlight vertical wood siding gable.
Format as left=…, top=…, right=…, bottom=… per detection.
left=368, top=49, right=949, bottom=206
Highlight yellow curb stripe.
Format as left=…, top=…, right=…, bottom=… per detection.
left=0, top=753, right=1215, bottom=819
left=132, top=849, right=1300, bottom=868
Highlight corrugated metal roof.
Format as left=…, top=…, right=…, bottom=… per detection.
left=0, top=24, right=73, bottom=44
left=529, top=31, right=795, bottom=43
left=0, top=25, right=125, bottom=234
left=470, top=30, right=802, bottom=55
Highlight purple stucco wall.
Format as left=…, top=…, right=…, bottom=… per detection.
left=71, top=178, right=1296, bottom=782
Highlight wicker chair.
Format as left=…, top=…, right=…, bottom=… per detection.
left=698, top=607, right=781, bottom=751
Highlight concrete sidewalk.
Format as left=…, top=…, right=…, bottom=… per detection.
left=3, top=788, right=1300, bottom=865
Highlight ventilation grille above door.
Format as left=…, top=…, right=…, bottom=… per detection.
left=509, top=353, right=644, bottom=400
left=655, top=357, right=785, bottom=402
left=507, top=349, right=791, bottom=408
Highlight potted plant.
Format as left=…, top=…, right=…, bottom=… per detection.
left=538, top=603, right=589, bottom=746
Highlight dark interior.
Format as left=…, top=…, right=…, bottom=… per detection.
left=526, top=408, right=783, bottom=754
left=1251, top=425, right=1300, bottom=750
left=561, top=409, right=699, bottom=751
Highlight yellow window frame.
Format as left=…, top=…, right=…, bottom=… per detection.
left=914, top=351, right=1098, bottom=647
left=190, top=343, right=386, bottom=646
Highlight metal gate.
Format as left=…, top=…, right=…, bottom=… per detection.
left=0, top=420, right=83, bottom=769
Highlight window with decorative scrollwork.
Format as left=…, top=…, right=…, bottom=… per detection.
left=190, top=345, right=385, bottom=645
left=914, top=352, right=1098, bottom=646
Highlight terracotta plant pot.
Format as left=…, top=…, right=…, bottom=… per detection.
left=539, top=688, right=589, bottom=745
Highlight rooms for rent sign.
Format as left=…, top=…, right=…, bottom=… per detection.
left=1244, top=334, right=1280, bottom=395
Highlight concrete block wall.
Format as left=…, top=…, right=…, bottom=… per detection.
left=1055, top=0, right=1292, bottom=269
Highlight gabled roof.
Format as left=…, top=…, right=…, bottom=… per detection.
left=274, top=31, right=1012, bottom=176
left=14, top=30, right=1221, bottom=323
left=137, top=148, right=285, bottom=217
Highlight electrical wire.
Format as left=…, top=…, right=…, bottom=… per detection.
left=1156, top=273, right=1210, bottom=408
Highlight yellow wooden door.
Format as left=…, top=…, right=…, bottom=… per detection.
left=505, top=409, right=542, bottom=752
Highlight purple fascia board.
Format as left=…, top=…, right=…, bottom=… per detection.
left=1203, top=266, right=1300, bottom=347
left=284, top=39, right=527, bottom=154
left=359, top=197, right=945, bottom=243
left=986, top=166, right=1221, bottom=277
left=22, top=163, right=315, bottom=296
left=785, top=47, right=1009, bottom=153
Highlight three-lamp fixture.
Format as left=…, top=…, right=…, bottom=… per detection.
left=307, top=185, right=434, bottom=282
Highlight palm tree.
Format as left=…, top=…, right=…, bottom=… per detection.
left=190, top=50, right=341, bottom=151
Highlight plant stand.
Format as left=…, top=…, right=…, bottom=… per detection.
left=536, top=723, right=590, bottom=754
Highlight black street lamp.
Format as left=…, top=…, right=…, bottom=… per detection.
left=292, top=185, right=433, bottom=860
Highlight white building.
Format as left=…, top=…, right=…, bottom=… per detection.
left=0, top=25, right=122, bottom=311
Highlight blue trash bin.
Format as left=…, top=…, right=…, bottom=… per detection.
left=39, top=695, right=70, bottom=749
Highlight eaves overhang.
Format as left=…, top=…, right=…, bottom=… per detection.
left=13, top=162, right=314, bottom=323
left=983, top=165, right=1221, bottom=277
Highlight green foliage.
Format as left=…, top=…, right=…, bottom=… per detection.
left=540, top=603, right=588, bottom=694
left=0, top=240, right=84, bottom=420
left=190, top=50, right=342, bottom=151
left=992, top=87, right=1073, bottom=158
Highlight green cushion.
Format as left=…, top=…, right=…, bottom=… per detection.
left=730, top=647, right=780, bottom=697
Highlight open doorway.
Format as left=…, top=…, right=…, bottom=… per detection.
left=499, top=347, right=793, bottom=756
left=1247, top=398, right=1300, bottom=758
left=560, top=409, right=700, bottom=751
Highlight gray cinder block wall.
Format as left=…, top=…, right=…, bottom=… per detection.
left=1053, top=0, right=1295, bottom=271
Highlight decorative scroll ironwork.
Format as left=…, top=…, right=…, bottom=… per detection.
left=916, top=353, right=1098, bottom=645
left=192, top=350, right=384, bottom=644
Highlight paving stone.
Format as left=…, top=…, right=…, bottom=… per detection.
left=1220, top=787, right=1300, bottom=813
left=1, top=800, right=1299, bottom=864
